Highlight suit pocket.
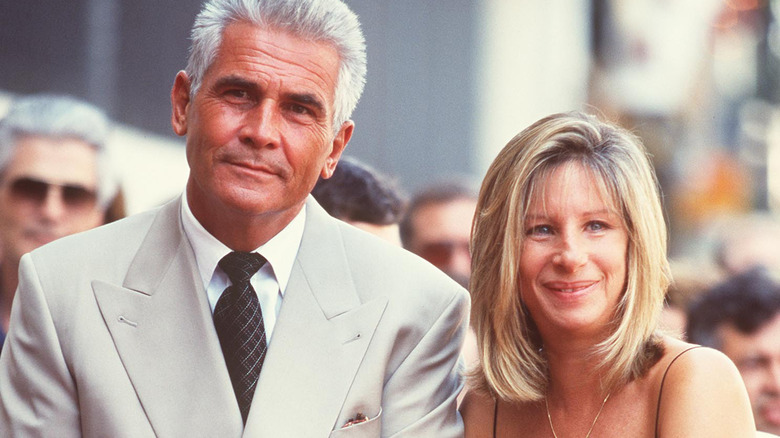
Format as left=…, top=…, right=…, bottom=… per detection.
left=329, top=407, right=382, bottom=437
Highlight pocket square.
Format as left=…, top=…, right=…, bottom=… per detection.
left=342, top=413, right=368, bottom=428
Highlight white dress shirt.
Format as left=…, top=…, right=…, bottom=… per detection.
left=180, top=194, right=306, bottom=342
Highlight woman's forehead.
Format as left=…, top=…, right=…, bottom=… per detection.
left=524, top=162, right=620, bottom=215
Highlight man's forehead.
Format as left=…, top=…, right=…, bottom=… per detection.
left=219, top=22, right=340, bottom=81
left=3, top=136, right=99, bottom=184
left=719, top=317, right=780, bottom=354
left=209, top=22, right=341, bottom=109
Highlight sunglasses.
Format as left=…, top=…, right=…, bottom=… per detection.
left=4, top=176, right=98, bottom=210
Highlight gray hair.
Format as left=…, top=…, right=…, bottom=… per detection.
left=186, top=0, right=367, bottom=132
left=0, top=94, right=118, bottom=207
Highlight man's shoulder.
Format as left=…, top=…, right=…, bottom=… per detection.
left=334, top=220, right=468, bottom=298
left=336, top=221, right=438, bottom=269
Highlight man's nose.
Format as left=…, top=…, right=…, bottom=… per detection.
left=239, top=100, right=281, bottom=148
left=766, top=359, right=780, bottom=393
left=446, top=242, right=472, bottom=279
left=39, top=186, right=67, bottom=220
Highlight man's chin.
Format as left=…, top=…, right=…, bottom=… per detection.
left=759, top=424, right=780, bottom=436
left=22, top=234, right=60, bottom=253
left=758, top=405, right=780, bottom=435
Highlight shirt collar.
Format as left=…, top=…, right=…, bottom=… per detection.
left=180, top=193, right=306, bottom=295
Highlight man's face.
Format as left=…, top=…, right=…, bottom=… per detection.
left=409, top=198, right=476, bottom=287
left=719, top=314, right=780, bottom=434
left=172, top=22, right=352, bottom=240
left=0, top=136, right=103, bottom=264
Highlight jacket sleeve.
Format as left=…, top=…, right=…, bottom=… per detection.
left=0, top=254, right=81, bottom=437
left=381, top=286, right=471, bottom=437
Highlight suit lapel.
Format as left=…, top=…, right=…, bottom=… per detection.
left=93, top=198, right=243, bottom=437
left=244, top=198, right=387, bottom=436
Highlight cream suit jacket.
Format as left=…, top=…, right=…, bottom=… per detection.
left=0, top=196, right=470, bottom=437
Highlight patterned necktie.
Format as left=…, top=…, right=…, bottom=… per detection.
left=213, top=251, right=268, bottom=424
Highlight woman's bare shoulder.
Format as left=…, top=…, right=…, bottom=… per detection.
left=656, top=336, right=740, bottom=382
left=654, top=336, right=755, bottom=436
left=460, top=389, right=496, bottom=438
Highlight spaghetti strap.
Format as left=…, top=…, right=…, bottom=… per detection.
left=493, top=398, right=498, bottom=438
left=654, top=346, right=702, bottom=437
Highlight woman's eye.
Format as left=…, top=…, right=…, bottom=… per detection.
left=587, top=221, right=610, bottom=232
left=527, top=225, right=552, bottom=236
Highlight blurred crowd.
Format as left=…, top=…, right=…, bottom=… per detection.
left=2, top=0, right=780, bottom=435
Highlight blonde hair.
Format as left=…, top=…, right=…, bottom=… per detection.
left=469, top=111, right=670, bottom=402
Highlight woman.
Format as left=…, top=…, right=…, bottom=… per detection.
left=460, top=112, right=755, bottom=437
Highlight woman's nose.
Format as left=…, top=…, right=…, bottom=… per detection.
left=552, top=235, right=588, bottom=271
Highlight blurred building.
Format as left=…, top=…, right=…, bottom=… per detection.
left=3, top=0, right=780, bottom=264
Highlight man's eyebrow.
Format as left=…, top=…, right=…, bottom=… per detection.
left=211, top=76, right=327, bottom=115
left=213, top=75, right=255, bottom=90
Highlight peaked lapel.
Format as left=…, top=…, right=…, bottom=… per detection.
left=244, top=198, right=388, bottom=436
left=92, top=198, right=243, bottom=437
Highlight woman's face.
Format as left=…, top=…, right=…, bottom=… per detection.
left=519, top=162, right=628, bottom=341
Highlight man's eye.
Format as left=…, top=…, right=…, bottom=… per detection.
left=287, top=103, right=312, bottom=115
left=224, top=89, right=249, bottom=100
left=739, top=356, right=768, bottom=370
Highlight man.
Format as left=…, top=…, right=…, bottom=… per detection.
left=687, top=268, right=780, bottom=435
left=712, top=213, right=780, bottom=277
left=400, top=181, right=478, bottom=288
left=0, top=94, right=119, bottom=350
left=311, top=156, right=406, bottom=245
left=0, top=1, right=470, bottom=436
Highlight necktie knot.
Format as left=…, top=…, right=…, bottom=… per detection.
left=219, top=251, right=266, bottom=284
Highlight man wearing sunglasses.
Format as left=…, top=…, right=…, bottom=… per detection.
left=0, top=94, right=119, bottom=350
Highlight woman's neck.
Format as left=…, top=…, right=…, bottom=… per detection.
left=542, top=334, right=613, bottom=406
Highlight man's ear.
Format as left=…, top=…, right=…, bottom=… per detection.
left=171, top=70, right=191, bottom=136
left=320, top=120, right=354, bottom=179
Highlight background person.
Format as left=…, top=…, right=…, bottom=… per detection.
left=711, top=213, right=780, bottom=278
left=460, top=111, right=754, bottom=437
left=400, top=180, right=481, bottom=381
left=659, top=257, right=722, bottom=339
left=400, top=180, right=478, bottom=288
left=0, top=1, right=470, bottom=436
left=311, top=155, right=406, bottom=245
left=0, top=94, right=120, bottom=350
left=687, top=268, right=780, bottom=436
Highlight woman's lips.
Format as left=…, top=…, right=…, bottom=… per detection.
left=543, top=281, right=597, bottom=293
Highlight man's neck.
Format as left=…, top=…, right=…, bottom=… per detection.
left=186, top=190, right=305, bottom=251
left=0, top=259, right=19, bottom=333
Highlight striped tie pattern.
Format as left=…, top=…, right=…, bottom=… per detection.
left=214, top=251, right=268, bottom=424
